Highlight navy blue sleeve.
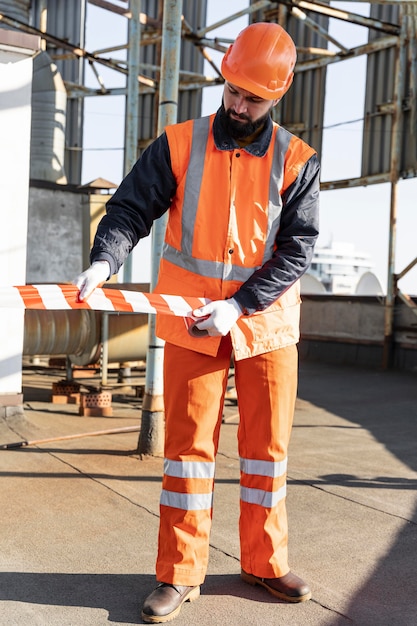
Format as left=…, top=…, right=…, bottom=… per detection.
left=90, top=132, right=176, bottom=276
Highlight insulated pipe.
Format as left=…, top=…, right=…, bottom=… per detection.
left=23, top=309, right=149, bottom=365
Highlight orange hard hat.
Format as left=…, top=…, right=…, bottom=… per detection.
left=221, top=22, right=297, bottom=100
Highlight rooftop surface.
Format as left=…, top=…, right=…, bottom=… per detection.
left=1, top=359, right=416, bottom=625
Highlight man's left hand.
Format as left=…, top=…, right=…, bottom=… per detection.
left=192, top=298, right=243, bottom=337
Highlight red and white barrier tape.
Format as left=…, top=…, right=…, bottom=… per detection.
left=0, top=284, right=209, bottom=320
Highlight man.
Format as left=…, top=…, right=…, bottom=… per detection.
left=75, top=22, right=319, bottom=623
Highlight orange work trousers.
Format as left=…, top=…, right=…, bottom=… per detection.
left=156, top=335, right=298, bottom=586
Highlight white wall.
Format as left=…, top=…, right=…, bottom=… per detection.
left=0, top=51, right=35, bottom=396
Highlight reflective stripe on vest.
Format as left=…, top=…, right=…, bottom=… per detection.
left=180, top=116, right=210, bottom=257
left=162, top=243, right=255, bottom=282
left=162, top=117, right=292, bottom=281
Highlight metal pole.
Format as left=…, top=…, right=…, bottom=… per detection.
left=383, top=182, right=398, bottom=369
left=101, top=312, right=109, bottom=386
left=122, top=0, right=141, bottom=283
left=0, top=425, right=141, bottom=450
left=138, top=0, right=182, bottom=456
left=35, top=0, right=48, bottom=51
left=382, top=7, right=407, bottom=369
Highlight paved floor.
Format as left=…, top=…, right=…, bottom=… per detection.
left=0, top=359, right=416, bottom=625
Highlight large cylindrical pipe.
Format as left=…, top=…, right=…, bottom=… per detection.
left=23, top=309, right=149, bottom=365
left=23, top=309, right=97, bottom=358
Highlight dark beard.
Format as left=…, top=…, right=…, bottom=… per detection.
left=219, top=103, right=269, bottom=140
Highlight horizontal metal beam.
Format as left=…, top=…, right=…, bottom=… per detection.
left=296, top=35, right=398, bottom=73
left=0, top=12, right=127, bottom=73
left=320, top=172, right=391, bottom=191
left=87, top=0, right=160, bottom=28
left=290, top=0, right=400, bottom=35
left=196, top=0, right=271, bottom=38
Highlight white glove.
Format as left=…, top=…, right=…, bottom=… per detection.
left=192, top=298, right=243, bottom=337
left=73, top=261, right=110, bottom=301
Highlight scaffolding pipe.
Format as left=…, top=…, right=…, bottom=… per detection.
left=138, top=0, right=182, bottom=456
left=122, top=0, right=141, bottom=283
left=383, top=7, right=407, bottom=369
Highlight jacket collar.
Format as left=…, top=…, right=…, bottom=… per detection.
left=212, top=107, right=274, bottom=157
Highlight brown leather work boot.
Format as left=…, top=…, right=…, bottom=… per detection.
left=141, top=583, right=200, bottom=623
left=241, top=569, right=311, bottom=602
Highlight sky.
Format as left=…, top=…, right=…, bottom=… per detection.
left=81, top=1, right=416, bottom=295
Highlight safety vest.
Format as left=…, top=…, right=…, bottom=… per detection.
left=155, top=114, right=316, bottom=360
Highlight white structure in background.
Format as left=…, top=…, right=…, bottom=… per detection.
left=0, top=29, right=40, bottom=414
left=302, top=241, right=385, bottom=295
left=355, top=271, right=385, bottom=296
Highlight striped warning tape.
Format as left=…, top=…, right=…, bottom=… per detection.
left=0, top=284, right=209, bottom=319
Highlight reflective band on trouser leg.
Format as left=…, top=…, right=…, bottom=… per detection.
left=234, top=344, right=298, bottom=578
left=156, top=338, right=233, bottom=586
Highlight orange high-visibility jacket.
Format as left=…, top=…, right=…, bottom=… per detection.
left=155, top=114, right=317, bottom=360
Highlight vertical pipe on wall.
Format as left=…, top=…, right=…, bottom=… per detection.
left=36, top=0, right=48, bottom=50
left=138, top=0, right=182, bottom=456
left=122, top=0, right=141, bottom=283
left=101, top=312, right=109, bottom=387
left=383, top=7, right=407, bottom=369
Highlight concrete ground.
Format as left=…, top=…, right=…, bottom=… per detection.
left=0, top=359, right=416, bottom=625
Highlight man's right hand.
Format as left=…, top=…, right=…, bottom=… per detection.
left=73, top=261, right=110, bottom=301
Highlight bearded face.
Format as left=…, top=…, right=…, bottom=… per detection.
left=219, top=103, right=271, bottom=140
